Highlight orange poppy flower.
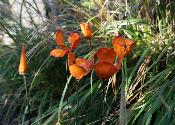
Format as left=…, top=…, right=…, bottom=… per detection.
left=94, top=62, right=116, bottom=79
left=113, top=42, right=125, bottom=60
left=124, top=39, right=135, bottom=56
left=96, top=48, right=116, bottom=64
left=51, top=29, right=91, bottom=80
left=113, top=36, right=135, bottom=60
left=50, top=31, right=80, bottom=58
left=18, top=46, right=28, bottom=75
left=68, top=32, right=80, bottom=51
left=94, top=47, right=117, bottom=79
left=75, top=58, right=91, bottom=75
left=69, top=65, right=87, bottom=80
left=68, top=55, right=91, bottom=80
left=80, top=22, right=93, bottom=39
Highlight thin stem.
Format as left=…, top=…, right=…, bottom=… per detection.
left=66, top=97, right=69, bottom=125
left=75, top=80, right=80, bottom=125
left=22, top=75, right=31, bottom=125
left=66, top=61, right=69, bottom=125
left=89, top=39, right=93, bottom=51
left=101, top=85, right=105, bottom=119
left=90, top=71, right=93, bottom=105
left=119, top=60, right=126, bottom=125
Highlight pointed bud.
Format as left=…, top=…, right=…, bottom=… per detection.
left=18, top=46, right=28, bottom=75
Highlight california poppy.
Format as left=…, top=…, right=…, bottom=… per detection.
left=68, top=32, right=80, bottom=51
left=50, top=30, right=91, bottom=80
left=124, top=39, right=135, bottom=56
left=69, top=65, right=87, bottom=80
left=94, top=47, right=117, bottom=79
left=96, top=48, right=116, bottom=63
left=80, top=22, right=93, bottom=39
left=68, top=54, right=91, bottom=80
left=75, top=58, right=91, bottom=75
left=18, top=46, right=28, bottom=75
left=50, top=30, right=80, bottom=58
left=113, top=36, right=135, bottom=60
left=94, top=61, right=116, bottom=79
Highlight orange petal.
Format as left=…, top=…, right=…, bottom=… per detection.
left=94, top=62, right=116, bottom=79
left=112, top=36, right=125, bottom=45
left=124, top=39, right=135, bottom=56
left=68, top=32, right=80, bottom=51
left=55, top=30, right=65, bottom=48
left=75, top=58, right=91, bottom=75
left=18, top=46, right=28, bottom=74
left=69, top=64, right=86, bottom=80
left=96, top=47, right=116, bottom=63
left=113, top=41, right=125, bottom=60
left=50, top=48, right=67, bottom=58
left=80, top=22, right=93, bottom=39
left=68, top=52, right=75, bottom=66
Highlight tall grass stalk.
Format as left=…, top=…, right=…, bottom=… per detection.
left=56, top=76, right=72, bottom=125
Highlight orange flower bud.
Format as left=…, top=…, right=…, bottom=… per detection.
left=80, top=22, right=93, bottom=39
left=68, top=32, right=80, bottom=51
left=18, top=46, right=28, bottom=75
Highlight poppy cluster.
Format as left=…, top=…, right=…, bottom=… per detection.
left=49, top=24, right=93, bottom=80
left=18, top=22, right=135, bottom=81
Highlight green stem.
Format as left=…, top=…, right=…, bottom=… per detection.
left=89, top=39, right=93, bottom=51
left=23, top=75, right=31, bottom=125
left=119, top=60, right=126, bottom=125
left=75, top=80, right=80, bottom=125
